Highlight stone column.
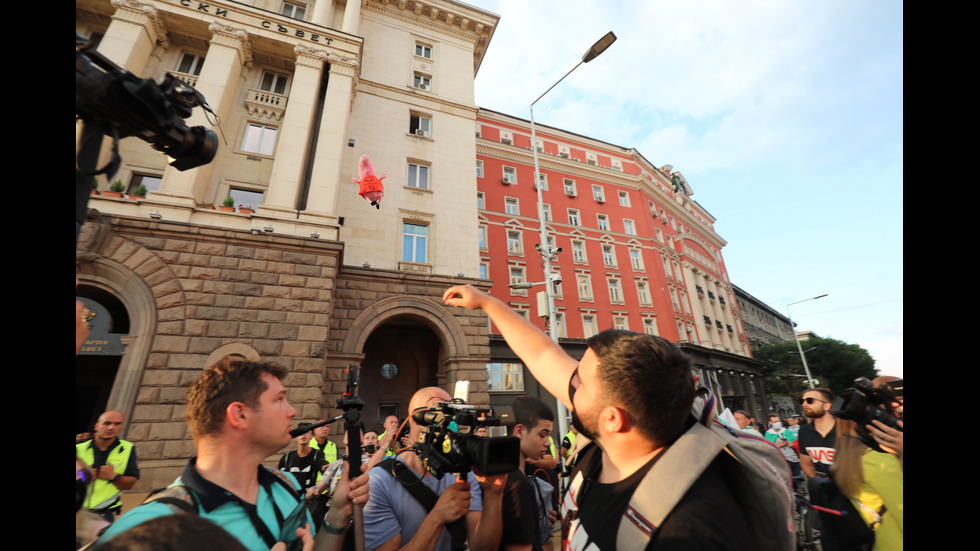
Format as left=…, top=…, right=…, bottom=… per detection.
left=312, top=0, right=335, bottom=27
left=341, top=0, right=362, bottom=34
left=301, top=54, right=359, bottom=224
left=98, top=0, right=164, bottom=76
left=151, top=23, right=252, bottom=207
left=259, top=45, right=329, bottom=217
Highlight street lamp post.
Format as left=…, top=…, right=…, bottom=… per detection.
left=786, top=294, right=827, bottom=389
left=529, top=31, right=616, bottom=444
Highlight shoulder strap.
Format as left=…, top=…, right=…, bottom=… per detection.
left=143, top=485, right=200, bottom=515
left=616, top=422, right=726, bottom=549
left=378, top=458, right=468, bottom=551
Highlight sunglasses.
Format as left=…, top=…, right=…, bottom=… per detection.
left=801, top=397, right=828, bottom=405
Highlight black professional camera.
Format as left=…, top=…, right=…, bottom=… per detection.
left=76, top=33, right=219, bottom=177
left=412, top=400, right=519, bottom=479
left=831, top=377, right=903, bottom=448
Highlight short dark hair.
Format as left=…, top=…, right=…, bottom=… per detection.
left=805, top=388, right=834, bottom=403
left=511, top=395, right=554, bottom=434
left=186, top=357, right=288, bottom=439
left=587, top=329, right=694, bottom=447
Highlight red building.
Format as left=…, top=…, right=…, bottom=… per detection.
left=476, top=108, right=765, bottom=416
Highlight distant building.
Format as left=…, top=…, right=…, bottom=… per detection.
left=733, top=285, right=796, bottom=351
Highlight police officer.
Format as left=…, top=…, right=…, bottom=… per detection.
left=75, top=410, right=140, bottom=524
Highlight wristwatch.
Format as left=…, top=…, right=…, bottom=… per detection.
left=111, top=474, right=121, bottom=483
left=321, top=515, right=352, bottom=534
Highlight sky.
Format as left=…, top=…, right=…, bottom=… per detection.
left=471, top=0, right=903, bottom=378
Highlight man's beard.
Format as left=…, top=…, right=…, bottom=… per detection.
left=571, top=408, right=597, bottom=441
left=804, top=409, right=825, bottom=419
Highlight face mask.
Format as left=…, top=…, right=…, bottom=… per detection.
left=771, top=422, right=783, bottom=430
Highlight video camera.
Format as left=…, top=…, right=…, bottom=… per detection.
left=412, top=383, right=519, bottom=479
left=76, top=33, right=219, bottom=177
left=831, top=377, right=903, bottom=450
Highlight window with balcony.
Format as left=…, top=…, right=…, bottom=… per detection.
left=259, top=70, right=289, bottom=95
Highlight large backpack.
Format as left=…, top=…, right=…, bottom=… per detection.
left=616, top=387, right=795, bottom=551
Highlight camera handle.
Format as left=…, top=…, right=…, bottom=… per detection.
left=337, top=364, right=366, bottom=551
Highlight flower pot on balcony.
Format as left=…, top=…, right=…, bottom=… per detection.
left=218, top=206, right=235, bottom=212
left=239, top=207, right=255, bottom=214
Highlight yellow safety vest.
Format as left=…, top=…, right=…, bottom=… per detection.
left=76, top=439, right=133, bottom=511
left=308, top=438, right=338, bottom=482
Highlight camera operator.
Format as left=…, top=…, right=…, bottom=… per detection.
left=362, top=386, right=505, bottom=551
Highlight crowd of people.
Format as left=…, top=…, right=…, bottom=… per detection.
left=75, top=283, right=902, bottom=550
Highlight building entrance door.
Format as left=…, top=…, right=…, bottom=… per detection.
left=357, top=319, right=441, bottom=430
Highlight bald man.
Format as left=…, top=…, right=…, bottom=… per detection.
left=362, top=386, right=506, bottom=551
left=75, top=410, right=140, bottom=523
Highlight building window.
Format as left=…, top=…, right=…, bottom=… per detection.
left=413, top=73, right=432, bottom=90
left=126, top=174, right=162, bottom=195
left=409, top=113, right=431, bottom=137
left=568, top=209, right=580, bottom=226
left=613, top=315, right=629, bottom=330
left=571, top=240, right=587, bottom=263
left=502, top=166, right=517, bottom=185
left=476, top=161, right=484, bottom=179
left=602, top=244, right=617, bottom=268
left=476, top=191, right=485, bottom=209
left=407, top=162, right=430, bottom=189
left=582, top=314, right=598, bottom=338
left=577, top=274, right=593, bottom=301
left=623, top=219, right=636, bottom=235
left=608, top=278, right=623, bottom=303
left=618, top=190, right=631, bottom=207
left=478, top=226, right=488, bottom=250
left=227, top=187, right=264, bottom=210
left=505, top=197, right=519, bottom=216
left=177, top=52, right=205, bottom=76
left=596, top=214, right=609, bottom=231
left=643, top=318, right=658, bottom=336
left=564, top=178, right=577, bottom=196
left=592, top=184, right=605, bottom=203
left=500, top=132, right=513, bottom=145
left=479, top=262, right=489, bottom=279
left=487, top=362, right=524, bottom=391
left=636, top=281, right=651, bottom=305
left=541, top=203, right=552, bottom=222
left=402, top=223, right=428, bottom=263
left=630, top=249, right=644, bottom=271
left=259, top=70, right=289, bottom=95
left=536, top=172, right=548, bottom=190
left=415, top=42, right=433, bottom=59
left=507, top=230, right=523, bottom=255
left=554, top=312, right=567, bottom=338
left=280, top=2, right=306, bottom=19
left=509, top=266, right=526, bottom=292
left=241, top=123, right=278, bottom=156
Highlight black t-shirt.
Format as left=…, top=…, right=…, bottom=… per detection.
left=499, top=470, right=544, bottom=551
left=797, top=421, right=837, bottom=477
left=277, top=449, right=325, bottom=490
left=568, top=444, right=754, bottom=550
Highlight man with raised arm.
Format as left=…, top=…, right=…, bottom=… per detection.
left=442, top=284, right=753, bottom=550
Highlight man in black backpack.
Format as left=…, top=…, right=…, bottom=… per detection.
left=444, top=284, right=755, bottom=550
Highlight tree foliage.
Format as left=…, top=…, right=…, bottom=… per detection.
left=753, top=336, right=878, bottom=398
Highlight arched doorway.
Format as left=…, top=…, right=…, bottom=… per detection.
left=358, top=316, right=441, bottom=430
left=76, top=285, right=130, bottom=435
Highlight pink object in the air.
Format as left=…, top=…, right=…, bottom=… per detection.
left=353, top=155, right=385, bottom=209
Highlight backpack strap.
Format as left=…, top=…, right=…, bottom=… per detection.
left=378, top=458, right=468, bottom=551
left=143, top=485, right=200, bottom=514
left=616, top=422, right=726, bottom=549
